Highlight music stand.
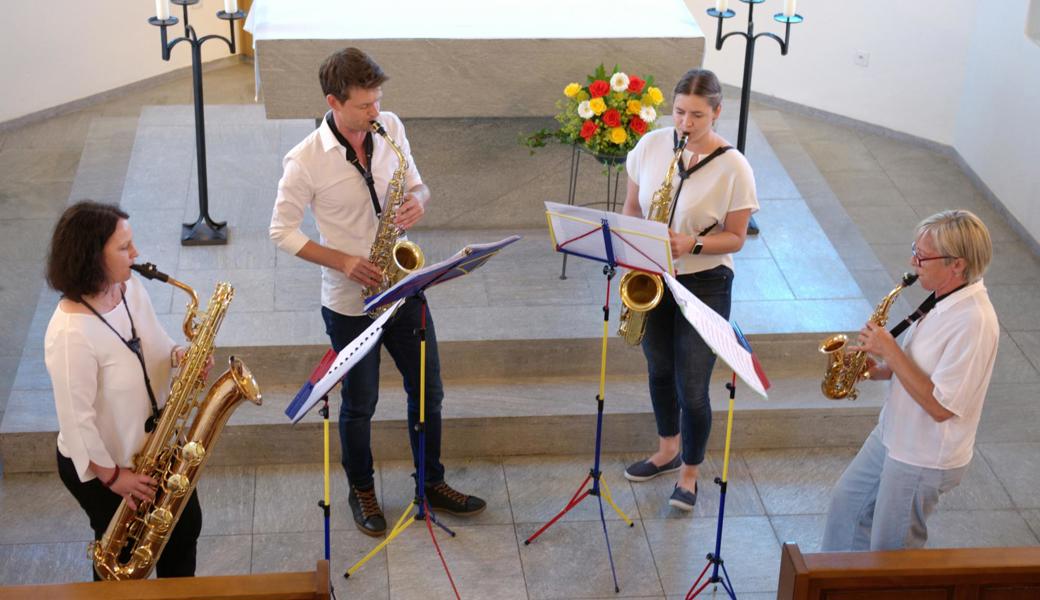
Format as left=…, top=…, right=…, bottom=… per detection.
left=343, top=235, right=521, bottom=597
left=283, top=300, right=406, bottom=594
left=526, top=203, right=673, bottom=592
left=658, top=275, right=771, bottom=600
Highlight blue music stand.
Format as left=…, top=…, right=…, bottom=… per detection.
left=343, top=235, right=521, bottom=597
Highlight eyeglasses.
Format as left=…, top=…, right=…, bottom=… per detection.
left=911, top=241, right=955, bottom=266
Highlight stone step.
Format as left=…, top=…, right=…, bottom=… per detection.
left=1, top=351, right=883, bottom=474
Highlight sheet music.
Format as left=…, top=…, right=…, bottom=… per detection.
left=663, top=274, right=768, bottom=398
left=288, top=299, right=405, bottom=424
left=545, top=202, right=673, bottom=275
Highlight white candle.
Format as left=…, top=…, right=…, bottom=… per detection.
left=224, top=0, right=238, bottom=13
left=715, top=0, right=729, bottom=13
left=783, top=0, right=797, bottom=17
left=155, top=0, right=170, bottom=20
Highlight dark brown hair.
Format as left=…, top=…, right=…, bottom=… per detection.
left=319, top=47, right=388, bottom=101
left=46, top=201, right=128, bottom=301
left=673, top=69, right=723, bottom=110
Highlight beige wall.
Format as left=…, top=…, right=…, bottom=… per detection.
left=1, top=0, right=234, bottom=123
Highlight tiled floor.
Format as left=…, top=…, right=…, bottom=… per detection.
left=0, top=449, right=1037, bottom=597
left=1, top=61, right=1039, bottom=598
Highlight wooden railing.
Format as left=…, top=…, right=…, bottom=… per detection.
left=0, top=560, right=330, bottom=600
left=778, top=542, right=1040, bottom=600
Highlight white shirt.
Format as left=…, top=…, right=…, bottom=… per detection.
left=879, top=280, right=999, bottom=470
left=46, top=276, right=177, bottom=482
left=625, top=127, right=759, bottom=275
left=270, top=111, right=423, bottom=316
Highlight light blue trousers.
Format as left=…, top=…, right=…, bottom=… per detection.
left=821, top=426, right=966, bottom=552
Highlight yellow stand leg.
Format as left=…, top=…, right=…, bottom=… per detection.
left=598, top=475, right=634, bottom=526
left=345, top=501, right=418, bottom=578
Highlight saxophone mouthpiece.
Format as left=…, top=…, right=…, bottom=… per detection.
left=370, top=121, right=386, bottom=136
left=901, top=272, right=919, bottom=287
left=131, top=263, right=169, bottom=283
left=675, top=132, right=689, bottom=151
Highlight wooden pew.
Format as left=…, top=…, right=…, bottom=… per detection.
left=0, top=560, right=330, bottom=600
left=778, top=542, right=1040, bottom=599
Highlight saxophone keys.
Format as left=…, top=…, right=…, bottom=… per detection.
left=145, top=507, right=174, bottom=533
left=133, top=545, right=155, bottom=567
left=166, top=473, right=191, bottom=497
left=181, top=441, right=206, bottom=466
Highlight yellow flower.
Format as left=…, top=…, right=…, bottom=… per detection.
left=564, top=82, right=582, bottom=98
left=647, top=86, right=664, bottom=106
left=627, top=100, right=642, bottom=115
left=588, top=97, right=607, bottom=115
left=609, top=127, right=628, bottom=145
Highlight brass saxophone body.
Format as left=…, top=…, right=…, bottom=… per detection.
left=819, top=272, right=918, bottom=400
left=617, top=133, right=688, bottom=345
left=362, top=120, right=425, bottom=316
left=92, top=264, right=261, bottom=580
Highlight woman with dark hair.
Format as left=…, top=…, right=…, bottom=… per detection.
left=45, top=200, right=202, bottom=579
left=621, top=69, right=758, bottom=510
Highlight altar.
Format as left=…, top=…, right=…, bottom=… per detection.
left=245, top=0, right=705, bottom=119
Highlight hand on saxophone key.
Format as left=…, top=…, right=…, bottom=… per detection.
left=849, top=321, right=898, bottom=362
left=110, top=470, right=158, bottom=510
left=394, top=195, right=425, bottom=230
left=341, top=254, right=384, bottom=287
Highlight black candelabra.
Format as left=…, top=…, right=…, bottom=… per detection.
left=149, top=0, right=245, bottom=245
left=708, top=0, right=803, bottom=236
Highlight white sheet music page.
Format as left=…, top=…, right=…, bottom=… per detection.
left=545, top=202, right=673, bottom=275
left=663, top=273, right=768, bottom=399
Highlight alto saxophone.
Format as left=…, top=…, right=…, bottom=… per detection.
left=362, top=120, right=425, bottom=317
left=91, top=263, right=261, bottom=580
left=617, top=133, right=688, bottom=345
left=819, top=272, right=918, bottom=400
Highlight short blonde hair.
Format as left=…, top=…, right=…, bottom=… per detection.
left=916, top=209, right=992, bottom=283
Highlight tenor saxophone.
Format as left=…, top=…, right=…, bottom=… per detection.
left=91, top=263, right=261, bottom=580
left=617, top=133, right=688, bottom=345
left=819, top=272, right=918, bottom=400
left=362, top=120, right=425, bottom=317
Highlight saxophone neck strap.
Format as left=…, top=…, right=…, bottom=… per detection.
left=325, top=111, right=381, bottom=216
left=82, top=291, right=160, bottom=433
left=666, top=135, right=733, bottom=228
left=888, top=282, right=969, bottom=338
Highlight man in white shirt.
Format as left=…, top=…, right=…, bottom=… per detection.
left=821, top=210, right=999, bottom=551
left=270, top=47, right=485, bottom=537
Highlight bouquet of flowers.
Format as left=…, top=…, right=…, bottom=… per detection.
left=522, top=64, right=666, bottom=159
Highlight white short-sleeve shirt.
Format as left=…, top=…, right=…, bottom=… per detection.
left=879, top=280, right=1000, bottom=469
left=269, top=111, right=423, bottom=316
left=625, top=127, right=759, bottom=275
left=46, top=276, right=177, bottom=482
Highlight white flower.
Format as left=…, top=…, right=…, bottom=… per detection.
left=610, top=72, right=630, bottom=92
left=577, top=100, right=594, bottom=119
left=640, top=105, right=657, bottom=123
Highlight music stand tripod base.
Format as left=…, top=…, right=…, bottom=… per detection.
left=182, top=218, right=228, bottom=246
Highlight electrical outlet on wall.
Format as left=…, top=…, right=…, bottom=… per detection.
left=854, top=51, right=870, bottom=67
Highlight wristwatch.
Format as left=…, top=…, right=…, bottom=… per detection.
left=691, top=238, right=704, bottom=255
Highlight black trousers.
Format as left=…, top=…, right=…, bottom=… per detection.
left=56, top=448, right=202, bottom=580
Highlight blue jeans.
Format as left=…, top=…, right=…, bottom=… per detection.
left=641, top=265, right=733, bottom=466
left=821, top=426, right=966, bottom=551
left=322, top=296, right=445, bottom=491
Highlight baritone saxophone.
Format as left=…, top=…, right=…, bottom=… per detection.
left=91, top=263, right=261, bottom=580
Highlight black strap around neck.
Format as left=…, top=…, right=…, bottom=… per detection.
left=325, top=112, right=381, bottom=216
left=82, top=291, right=160, bottom=433
left=889, top=282, right=970, bottom=338
left=667, top=131, right=733, bottom=228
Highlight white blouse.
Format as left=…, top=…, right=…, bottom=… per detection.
left=879, top=280, right=1000, bottom=470
left=46, top=276, right=177, bottom=482
left=625, top=127, right=759, bottom=275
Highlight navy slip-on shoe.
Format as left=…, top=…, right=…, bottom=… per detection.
left=623, top=453, right=682, bottom=482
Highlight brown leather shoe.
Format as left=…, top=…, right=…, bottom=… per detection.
left=424, top=481, right=486, bottom=516
left=348, top=485, right=387, bottom=537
